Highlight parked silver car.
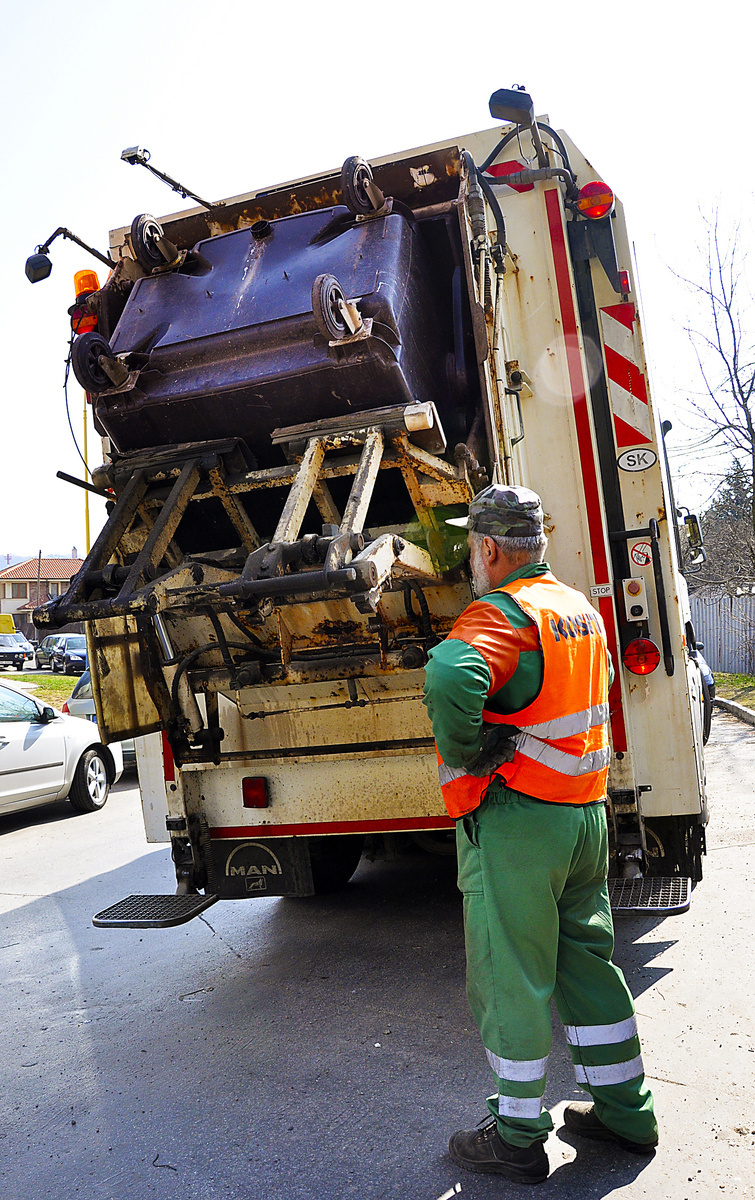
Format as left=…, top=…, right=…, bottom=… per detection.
left=0, top=680, right=123, bottom=817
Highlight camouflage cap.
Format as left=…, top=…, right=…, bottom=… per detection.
left=446, top=484, right=544, bottom=538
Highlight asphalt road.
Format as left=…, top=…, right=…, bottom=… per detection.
left=1, top=713, right=754, bottom=1200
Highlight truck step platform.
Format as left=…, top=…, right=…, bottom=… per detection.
left=93, top=893, right=219, bottom=929
left=609, top=877, right=690, bottom=916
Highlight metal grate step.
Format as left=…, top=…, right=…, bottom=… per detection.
left=93, top=893, right=219, bottom=929
left=609, top=876, right=690, bottom=915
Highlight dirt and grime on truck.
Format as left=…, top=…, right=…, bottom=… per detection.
left=32, top=89, right=708, bottom=927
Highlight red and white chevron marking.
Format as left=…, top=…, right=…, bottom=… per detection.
left=600, top=303, right=652, bottom=447
left=484, top=160, right=535, bottom=193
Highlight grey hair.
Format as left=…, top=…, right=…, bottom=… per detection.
left=470, top=529, right=548, bottom=565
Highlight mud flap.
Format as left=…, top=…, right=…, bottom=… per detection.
left=210, top=837, right=315, bottom=898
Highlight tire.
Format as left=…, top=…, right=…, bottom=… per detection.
left=312, top=273, right=350, bottom=341
left=308, top=835, right=364, bottom=893
left=68, top=748, right=110, bottom=813
left=130, top=213, right=166, bottom=273
left=340, top=155, right=379, bottom=215
left=71, top=331, right=116, bottom=394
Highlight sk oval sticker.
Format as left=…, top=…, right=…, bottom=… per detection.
left=617, top=448, right=658, bottom=472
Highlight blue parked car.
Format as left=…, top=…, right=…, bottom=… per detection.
left=50, top=634, right=88, bottom=676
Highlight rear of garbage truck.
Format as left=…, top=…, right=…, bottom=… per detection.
left=33, top=89, right=707, bottom=925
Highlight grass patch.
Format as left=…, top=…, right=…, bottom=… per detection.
left=3, top=672, right=78, bottom=707
left=713, top=672, right=755, bottom=708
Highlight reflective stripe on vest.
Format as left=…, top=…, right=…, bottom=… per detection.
left=517, top=702, right=609, bottom=740
left=435, top=574, right=610, bottom=817
left=515, top=732, right=611, bottom=777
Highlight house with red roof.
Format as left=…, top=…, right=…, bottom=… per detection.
left=0, top=558, right=83, bottom=636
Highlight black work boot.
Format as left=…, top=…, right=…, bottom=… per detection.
left=448, top=1118, right=549, bottom=1183
left=563, top=1103, right=658, bottom=1155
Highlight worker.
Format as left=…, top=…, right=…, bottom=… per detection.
left=422, top=484, right=658, bottom=1185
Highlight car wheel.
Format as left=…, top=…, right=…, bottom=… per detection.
left=69, top=748, right=110, bottom=813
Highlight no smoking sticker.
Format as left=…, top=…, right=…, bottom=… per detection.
left=631, top=542, right=652, bottom=566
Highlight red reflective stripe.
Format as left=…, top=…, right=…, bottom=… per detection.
left=161, top=730, right=175, bottom=782
left=601, top=301, right=636, bottom=331
left=613, top=414, right=652, bottom=449
left=209, top=815, right=455, bottom=839
left=545, top=187, right=627, bottom=752
left=604, top=345, right=648, bottom=405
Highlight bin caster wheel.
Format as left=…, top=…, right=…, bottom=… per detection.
left=71, top=331, right=118, bottom=394
left=312, top=273, right=350, bottom=341
left=340, top=155, right=384, bottom=215
left=130, top=213, right=168, bottom=273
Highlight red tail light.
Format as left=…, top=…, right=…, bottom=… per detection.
left=623, top=638, right=661, bottom=675
left=242, top=777, right=270, bottom=808
left=577, top=181, right=615, bottom=220
left=61, top=701, right=70, bottom=714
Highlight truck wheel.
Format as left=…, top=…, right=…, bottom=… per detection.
left=340, top=155, right=379, bottom=215
left=69, top=748, right=110, bottom=813
left=312, top=273, right=350, bottom=341
left=130, top=213, right=166, bottom=273
left=71, top=331, right=117, bottom=394
left=308, top=835, right=364, bottom=893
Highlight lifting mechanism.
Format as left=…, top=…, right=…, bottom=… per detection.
left=38, top=401, right=475, bottom=776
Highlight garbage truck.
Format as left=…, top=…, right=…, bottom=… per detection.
left=32, top=89, right=708, bottom=926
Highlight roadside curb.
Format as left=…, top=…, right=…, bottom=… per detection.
left=713, top=697, right=755, bottom=728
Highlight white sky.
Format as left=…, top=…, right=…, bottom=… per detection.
left=1, top=0, right=752, bottom=562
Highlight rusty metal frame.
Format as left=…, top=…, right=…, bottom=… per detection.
left=36, top=409, right=472, bottom=632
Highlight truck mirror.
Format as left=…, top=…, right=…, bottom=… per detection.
left=489, top=88, right=535, bottom=127
left=25, top=252, right=52, bottom=283
left=684, top=513, right=704, bottom=550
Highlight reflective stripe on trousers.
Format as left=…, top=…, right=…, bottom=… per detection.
left=564, top=1016, right=638, bottom=1047
left=574, top=1055, right=645, bottom=1087
left=485, top=1049, right=547, bottom=1122
left=486, top=1048, right=548, bottom=1082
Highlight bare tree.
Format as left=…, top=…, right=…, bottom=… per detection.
left=681, top=213, right=755, bottom=559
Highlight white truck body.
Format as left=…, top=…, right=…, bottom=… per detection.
left=36, top=93, right=707, bottom=922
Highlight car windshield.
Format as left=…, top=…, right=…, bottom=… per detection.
left=71, top=671, right=93, bottom=699
left=65, top=637, right=87, bottom=650
left=0, top=635, right=18, bottom=647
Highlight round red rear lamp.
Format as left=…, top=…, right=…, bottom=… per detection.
left=577, top=181, right=615, bottom=220
left=623, top=638, right=661, bottom=675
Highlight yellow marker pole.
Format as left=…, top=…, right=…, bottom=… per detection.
left=83, top=398, right=91, bottom=553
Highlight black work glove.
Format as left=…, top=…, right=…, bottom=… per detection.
left=465, top=723, right=518, bottom=777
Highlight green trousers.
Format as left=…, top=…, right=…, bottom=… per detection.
left=456, top=788, right=657, bottom=1148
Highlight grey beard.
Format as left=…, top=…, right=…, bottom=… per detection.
left=470, top=551, right=493, bottom=598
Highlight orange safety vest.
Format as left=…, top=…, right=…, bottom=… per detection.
left=437, top=574, right=610, bottom=819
